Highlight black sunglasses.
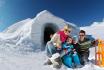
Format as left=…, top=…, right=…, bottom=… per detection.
left=65, top=29, right=71, bottom=33
left=79, top=35, right=85, bottom=36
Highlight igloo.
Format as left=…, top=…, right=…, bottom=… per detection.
left=1, top=10, right=79, bottom=50
left=31, top=10, right=79, bottom=50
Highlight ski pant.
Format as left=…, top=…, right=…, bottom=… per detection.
left=72, top=53, right=81, bottom=66
left=46, top=41, right=57, bottom=57
left=62, top=55, right=73, bottom=68
left=79, top=50, right=89, bottom=65
left=62, top=53, right=81, bottom=68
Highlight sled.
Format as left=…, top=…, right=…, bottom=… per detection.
left=95, top=39, right=104, bottom=67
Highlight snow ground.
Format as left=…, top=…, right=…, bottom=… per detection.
left=0, top=48, right=104, bottom=70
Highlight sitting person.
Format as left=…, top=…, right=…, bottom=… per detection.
left=61, top=36, right=81, bottom=68
left=78, top=30, right=97, bottom=65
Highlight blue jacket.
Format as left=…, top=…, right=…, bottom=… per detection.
left=62, top=43, right=74, bottom=56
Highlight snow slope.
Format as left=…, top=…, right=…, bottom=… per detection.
left=0, top=10, right=104, bottom=70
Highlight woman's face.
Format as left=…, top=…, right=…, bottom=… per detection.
left=64, top=30, right=71, bottom=35
left=67, top=38, right=73, bottom=44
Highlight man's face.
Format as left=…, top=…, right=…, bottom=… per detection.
left=79, top=33, right=85, bottom=41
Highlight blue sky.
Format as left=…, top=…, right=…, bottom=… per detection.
left=0, top=0, right=104, bottom=31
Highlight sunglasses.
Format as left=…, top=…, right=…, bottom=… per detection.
left=65, top=29, right=71, bottom=33
left=79, top=35, right=85, bottom=36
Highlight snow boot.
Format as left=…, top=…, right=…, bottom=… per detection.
left=49, top=53, right=62, bottom=69
left=44, top=59, right=52, bottom=65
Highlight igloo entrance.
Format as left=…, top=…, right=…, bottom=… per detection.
left=42, top=23, right=59, bottom=49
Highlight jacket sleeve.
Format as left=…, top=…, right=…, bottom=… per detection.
left=67, top=45, right=74, bottom=52
left=62, top=43, right=70, bottom=48
left=62, top=44, right=72, bottom=53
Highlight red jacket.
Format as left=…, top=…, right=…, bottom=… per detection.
left=57, top=30, right=68, bottom=43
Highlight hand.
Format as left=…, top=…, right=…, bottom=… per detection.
left=92, top=40, right=98, bottom=47
left=74, top=51, right=77, bottom=54
left=53, top=43, right=57, bottom=46
left=73, top=49, right=76, bottom=51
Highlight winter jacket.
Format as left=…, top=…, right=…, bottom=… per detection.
left=50, top=30, right=68, bottom=48
left=62, top=43, right=74, bottom=56
left=57, top=31, right=68, bottom=43
left=72, top=43, right=80, bottom=54
left=78, top=38, right=91, bottom=52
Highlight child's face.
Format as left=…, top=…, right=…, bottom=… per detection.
left=73, top=40, right=77, bottom=44
left=67, top=38, right=73, bottom=44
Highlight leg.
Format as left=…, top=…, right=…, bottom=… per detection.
left=83, top=51, right=90, bottom=64
left=79, top=53, right=84, bottom=65
left=62, top=55, right=73, bottom=68
left=46, top=41, right=56, bottom=57
left=72, top=53, right=81, bottom=65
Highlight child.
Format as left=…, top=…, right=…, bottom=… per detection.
left=72, top=36, right=80, bottom=56
left=61, top=36, right=81, bottom=68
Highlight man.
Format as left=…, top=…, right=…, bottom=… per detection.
left=78, top=30, right=92, bottom=65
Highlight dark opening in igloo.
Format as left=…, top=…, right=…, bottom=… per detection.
left=42, top=23, right=58, bottom=50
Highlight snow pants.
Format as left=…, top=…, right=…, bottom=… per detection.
left=72, top=53, right=81, bottom=65
left=62, top=53, right=81, bottom=68
left=79, top=50, right=89, bottom=65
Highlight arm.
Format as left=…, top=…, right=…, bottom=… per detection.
left=91, top=39, right=98, bottom=47
left=62, top=44, right=70, bottom=48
